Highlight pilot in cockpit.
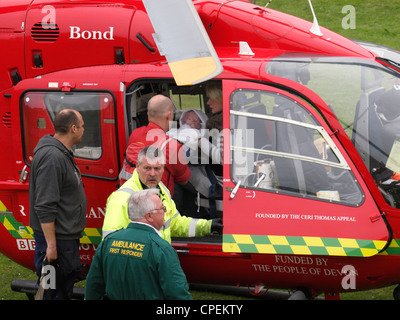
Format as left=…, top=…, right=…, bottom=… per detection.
left=374, top=77, right=400, bottom=181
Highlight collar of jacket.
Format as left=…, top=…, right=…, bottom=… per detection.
left=128, top=221, right=162, bottom=237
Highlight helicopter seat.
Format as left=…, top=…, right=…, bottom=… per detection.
left=353, top=86, right=386, bottom=170
left=272, top=103, right=330, bottom=195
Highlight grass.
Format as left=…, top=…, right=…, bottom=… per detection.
left=260, top=0, right=400, bottom=50
left=0, top=253, right=37, bottom=300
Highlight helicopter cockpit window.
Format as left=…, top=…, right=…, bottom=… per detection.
left=230, top=89, right=363, bottom=205
left=266, top=54, right=400, bottom=208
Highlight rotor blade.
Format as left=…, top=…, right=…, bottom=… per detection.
left=143, top=0, right=223, bottom=86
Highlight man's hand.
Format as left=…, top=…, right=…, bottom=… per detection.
left=211, top=218, right=223, bottom=234
left=41, top=222, right=58, bottom=262
left=46, top=245, right=58, bottom=262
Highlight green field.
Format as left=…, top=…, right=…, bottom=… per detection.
left=1, top=0, right=400, bottom=301
left=263, top=0, right=400, bottom=50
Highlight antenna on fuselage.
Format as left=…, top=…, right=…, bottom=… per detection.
left=308, top=0, right=323, bottom=36
left=264, top=0, right=273, bottom=8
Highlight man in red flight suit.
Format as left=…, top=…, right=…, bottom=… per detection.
left=119, top=94, right=190, bottom=196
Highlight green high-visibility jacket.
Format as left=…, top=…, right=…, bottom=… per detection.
left=85, top=222, right=192, bottom=300
left=102, top=169, right=212, bottom=242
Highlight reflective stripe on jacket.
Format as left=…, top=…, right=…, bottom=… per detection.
left=102, top=170, right=212, bottom=242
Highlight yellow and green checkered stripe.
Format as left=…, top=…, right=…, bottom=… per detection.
left=380, top=239, right=400, bottom=255
left=0, top=215, right=34, bottom=239
left=0, top=214, right=102, bottom=245
left=80, top=228, right=102, bottom=244
left=223, top=234, right=390, bottom=257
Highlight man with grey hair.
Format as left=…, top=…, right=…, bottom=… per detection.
left=119, top=94, right=191, bottom=196
left=85, top=189, right=192, bottom=300
left=102, top=145, right=222, bottom=241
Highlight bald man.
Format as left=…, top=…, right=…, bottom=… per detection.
left=119, top=95, right=190, bottom=196
left=29, top=108, right=87, bottom=299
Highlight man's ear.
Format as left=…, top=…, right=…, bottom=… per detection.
left=71, top=124, right=77, bottom=134
left=145, top=212, right=153, bottom=223
left=165, top=110, right=171, bottom=121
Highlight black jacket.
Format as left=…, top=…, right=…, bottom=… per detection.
left=29, top=135, right=87, bottom=240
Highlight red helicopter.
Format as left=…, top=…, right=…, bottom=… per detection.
left=1, top=0, right=400, bottom=300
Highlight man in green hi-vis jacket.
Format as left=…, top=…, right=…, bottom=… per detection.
left=85, top=188, right=192, bottom=300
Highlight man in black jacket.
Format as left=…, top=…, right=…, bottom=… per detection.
left=29, top=108, right=87, bottom=300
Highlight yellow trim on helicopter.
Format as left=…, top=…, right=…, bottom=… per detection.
left=223, top=234, right=389, bottom=257
left=1, top=198, right=400, bottom=256
left=0, top=214, right=102, bottom=244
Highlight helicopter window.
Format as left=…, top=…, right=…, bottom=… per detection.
left=43, top=92, right=105, bottom=160
left=125, top=81, right=208, bottom=134
left=230, top=89, right=363, bottom=205
left=170, top=87, right=205, bottom=112
left=266, top=54, right=400, bottom=208
left=21, top=91, right=118, bottom=180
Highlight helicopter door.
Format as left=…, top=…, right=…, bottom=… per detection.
left=222, top=80, right=390, bottom=257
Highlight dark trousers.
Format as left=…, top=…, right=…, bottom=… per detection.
left=34, top=234, right=82, bottom=300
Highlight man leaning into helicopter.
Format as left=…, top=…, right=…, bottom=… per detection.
left=102, top=145, right=223, bottom=242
